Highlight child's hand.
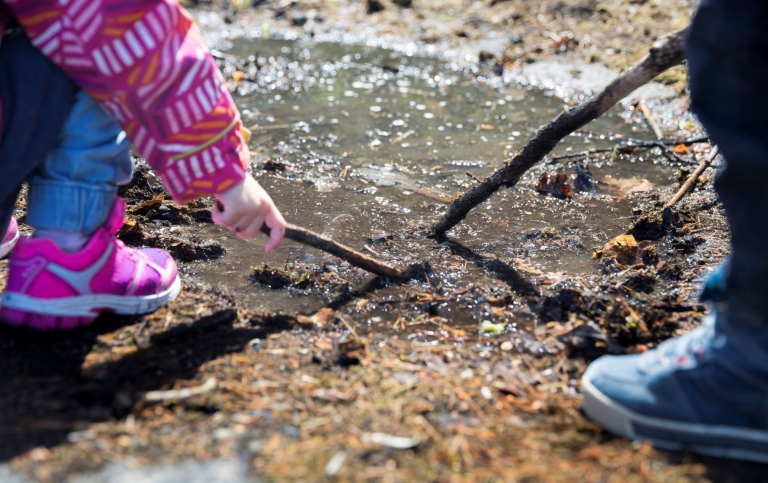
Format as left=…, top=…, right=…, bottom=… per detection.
left=212, top=175, right=286, bottom=252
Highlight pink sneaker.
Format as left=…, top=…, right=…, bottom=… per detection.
left=0, top=218, right=19, bottom=259
left=0, top=198, right=180, bottom=330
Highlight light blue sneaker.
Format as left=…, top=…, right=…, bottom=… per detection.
left=582, top=268, right=768, bottom=463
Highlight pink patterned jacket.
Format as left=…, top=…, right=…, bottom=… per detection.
left=0, top=0, right=248, bottom=203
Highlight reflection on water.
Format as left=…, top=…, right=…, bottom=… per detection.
left=183, top=38, right=671, bottom=320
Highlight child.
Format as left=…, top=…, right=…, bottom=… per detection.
left=0, top=1, right=286, bottom=330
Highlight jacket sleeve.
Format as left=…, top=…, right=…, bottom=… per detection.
left=5, top=0, right=248, bottom=203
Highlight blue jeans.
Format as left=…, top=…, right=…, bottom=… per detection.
left=688, top=0, right=768, bottom=325
left=0, top=28, right=130, bottom=236
left=26, top=90, right=132, bottom=234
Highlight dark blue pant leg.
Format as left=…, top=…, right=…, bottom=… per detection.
left=688, top=0, right=768, bottom=325
left=0, top=25, right=78, bottom=234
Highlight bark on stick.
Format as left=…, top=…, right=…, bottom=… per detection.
left=663, top=146, right=719, bottom=209
left=261, top=223, right=415, bottom=281
left=431, top=27, right=689, bottom=236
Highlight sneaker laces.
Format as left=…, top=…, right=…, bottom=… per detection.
left=639, top=317, right=717, bottom=372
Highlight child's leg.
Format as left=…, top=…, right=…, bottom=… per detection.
left=26, top=89, right=132, bottom=251
left=0, top=91, right=181, bottom=329
left=0, top=22, right=77, bottom=250
left=0, top=31, right=180, bottom=330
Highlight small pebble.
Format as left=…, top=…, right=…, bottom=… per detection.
left=325, top=451, right=347, bottom=476
left=500, top=341, right=513, bottom=351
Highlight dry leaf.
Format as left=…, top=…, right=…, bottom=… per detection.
left=536, top=172, right=572, bottom=199
left=513, top=258, right=542, bottom=275
left=491, top=305, right=506, bottom=317
left=128, top=193, right=164, bottom=214
left=602, top=176, right=654, bottom=197
left=673, top=143, right=690, bottom=154
left=541, top=271, right=566, bottom=285
left=594, top=234, right=638, bottom=263
left=296, top=308, right=336, bottom=327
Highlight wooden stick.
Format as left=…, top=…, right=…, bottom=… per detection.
left=636, top=100, right=664, bottom=140
left=216, top=200, right=417, bottom=280
left=663, top=147, right=719, bottom=209
left=144, top=377, right=217, bottom=403
left=261, top=223, right=416, bottom=281
left=431, top=27, right=689, bottom=237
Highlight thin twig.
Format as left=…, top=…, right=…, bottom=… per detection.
left=338, top=314, right=361, bottom=341
left=548, top=137, right=708, bottom=165
left=246, top=123, right=293, bottom=131
left=466, top=171, right=483, bottom=183
left=636, top=100, right=664, bottom=140
left=663, top=146, right=719, bottom=209
left=655, top=142, right=690, bottom=165
left=391, top=130, right=415, bottom=144
left=144, top=377, right=217, bottom=403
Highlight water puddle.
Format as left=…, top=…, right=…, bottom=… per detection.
left=182, top=38, right=673, bottom=321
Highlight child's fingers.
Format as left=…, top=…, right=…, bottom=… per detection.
left=212, top=202, right=246, bottom=233
left=211, top=204, right=224, bottom=225
left=211, top=202, right=235, bottom=227
left=263, top=212, right=286, bottom=253
left=238, top=214, right=266, bottom=239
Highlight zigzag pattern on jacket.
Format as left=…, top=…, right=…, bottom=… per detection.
left=4, top=0, right=248, bottom=202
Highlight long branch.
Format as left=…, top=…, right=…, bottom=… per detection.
left=431, top=27, right=689, bottom=236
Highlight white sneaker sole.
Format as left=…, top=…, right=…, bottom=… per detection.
left=582, top=374, right=768, bottom=463
left=1, top=276, right=181, bottom=317
left=0, top=229, right=19, bottom=259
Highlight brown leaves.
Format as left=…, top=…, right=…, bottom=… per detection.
left=535, top=172, right=572, bottom=199
left=127, top=192, right=165, bottom=215
left=593, top=234, right=638, bottom=264
left=593, top=234, right=659, bottom=266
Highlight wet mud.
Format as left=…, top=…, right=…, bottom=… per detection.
left=1, top=1, right=761, bottom=482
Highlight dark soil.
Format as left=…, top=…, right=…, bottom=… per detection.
left=3, top=1, right=762, bottom=482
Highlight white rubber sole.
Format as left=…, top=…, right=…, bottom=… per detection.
left=1, top=276, right=181, bottom=317
left=582, top=374, right=768, bottom=463
left=0, top=229, right=19, bottom=259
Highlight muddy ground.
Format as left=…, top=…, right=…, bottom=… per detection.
left=3, top=1, right=763, bottom=481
